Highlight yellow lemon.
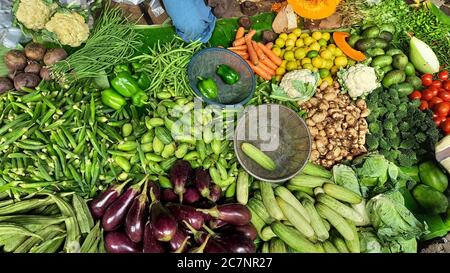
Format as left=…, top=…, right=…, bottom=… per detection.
left=275, top=38, right=285, bottom=48
left=323, top=76, right=333, bottom=86
left=304, top=36, right=314, bottom=46
left=322, top=32, right=331, bottom=41
left=285, top=39, right=296, bottom=48
left=276, top=67, right=286, bottom=75
left=286, top=61, right=298, bottom=71
left=272, top=47, right=282, bottom=57
left=335, top=56, right=348, bottom=67
left=293, top=28, right=302, bottom=37
left=301, top=58, right=312, bottom=65
left=312, top=31, right=322, bottom=40
left=320, top=49, right=333, bottom=59
left=312, top=56, right=324, bottom=68
left=281, top=60, right=288, bottom=68
left=284, top=50, right=295, bottom=61
left=334, top=47, right=344, bottom=56
left=295, top=38, right=305, bottom=47
left=294, top=47, right=307, bottom=60
left=300, top=33, right=310, bottom=39
left=324, top=59, right=334, bottom=69
left=309, top=42, right=321, bottom=51
left=303, top=63, right=314, bottom=71
left=287, top=33, right=297, bottom=41
left=279, top=33, right=288, bottom=40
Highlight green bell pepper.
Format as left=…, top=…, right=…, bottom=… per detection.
left=132, top=62, right=143, bottom=72
left=216, top=64, right=240, bottom=85
left=419, top=161, right=448, bottom=192
left=197, top=77, right=218, bottom=99
left=114, top=64, right=131, bottom=75
left=102, top=89, right=126, bottom=111
left=111, top=72, right=143, bottom=98
left=136, top=73, right=151, bottom=90
left=131, top=91, right=148, bottom=108
left=399, top=166, right=420, bottom=183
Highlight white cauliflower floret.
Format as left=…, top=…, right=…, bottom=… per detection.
left=271, top=69, right=320, bottom=102
left=45, top=12, right=90, bottom=47
left=338, top=64, right=380, bottom=99
left=15, top=0, right=57, bottom=31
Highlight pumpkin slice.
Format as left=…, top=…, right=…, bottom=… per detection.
left=287, top=0, right=341, bottom=20
left=333, top=32, right=366, bottom=62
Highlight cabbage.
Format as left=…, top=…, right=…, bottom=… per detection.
left=332, top=165, right=361, bottom=196
left=359, top=228, right=383, bottom=253
left=366, top=190, right=427, bottom=242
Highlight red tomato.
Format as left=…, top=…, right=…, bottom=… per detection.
left=431, top=80, right=442, bottom=89
left=434, top=115, right=447, bottom=126
left=419, top=100, right=429, bottom=111
left=438, top=90, right=450, bottom=102
left=430, top=97, right=444, bottom=109
left=438, top=70, right=449, bottom=81
left=441, top=119, right=450, bottom=134
left=421, top=74, right=433, bottom=86
left=435, top=102, right=450, bottom=116
left=409, top=90, right=422, bottom=100
left=433, top=112, right=438, bottom=118
left=428, top=86, right=439, bottom=96
left=422, top=89, right=434, bottom=101
left=443, top=80, right=450, bottom=91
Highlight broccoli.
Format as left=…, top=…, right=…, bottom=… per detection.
left=415, top=132, right=427, bottom=144
left=366, top=113, right=378, bottom=123
left=399, top=138, right=416, bottom=149
left=384, top=120, right=395, bottom=131
left=385, top=149, right=400, bottom=162
left=385, top=103, right=397, bottom=113
left=385, top=130, right=398, bottom=140
left=379, top=138, right=390, bottom=150
left=366, top=134, right=379, bottom=150
left=390, top=136, right=400, bottom=149
left=399, top=121, right=410, bottom=132
left=397, top=150, right=417, bottom=167
left=410, top=99, right=421, bottom=108
left=369, top=122, right=382, bottom=135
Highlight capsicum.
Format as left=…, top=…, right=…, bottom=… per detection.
left=102, top=89, right=126, bottom=111
left=136, top=73, right=151, bottom=90
left=419, top=161, right=448, bottom=192
left=197, top=77, right=218, bottom=99
left=113, top=64, right=131, bottom=75
left=131, top=91, right=149, bottom=108
left=216, top=64, right=240, bottom=85
left=111, top=72, right=143, bottom=98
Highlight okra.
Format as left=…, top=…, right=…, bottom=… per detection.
left=225, top=182, right=236, bottom=198
left=29, top=234, right=66, bottom=253
left=14, top=224, right=64, bottom=253
left=80, top=222, right=101, bottom=253
left=0, top=197, right=54, bottom=215
left=72, top=194, right=94, bottom=234
left=158, top=176, right=172, bottom=189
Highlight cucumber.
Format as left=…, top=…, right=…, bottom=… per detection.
left=295, top=191, right=315, bottom=203
left=287, top=184, right=314, bottom=195
left=301, top=162, right=332, bottom=178
left=260, top=226, right=277, bottom=241
left=316, top=193, right=364, bottom=223
left=247, top=198, right=274, bottom=224
left=236, top=171, right=249, bottom=205
left=333, top=236, right=350, bottom=253
left=344, top=219, right=360, bottom=253
left=323, top=240, right=339, bottom=253
left=322, top=218, right=331, bottom=232
left=269, top=238, right=288, bottom=253
left=276, top=197, right=315, bottom=240
left=315, top=203, right=355, bottom=241
left=289, top=174, right=332, bottom=188
left=271, top=222, right=320, bottom=253
left=260, top=182, right=284, bottom=221
left=275, top=186, right=310, bottom=223
left=261, top=242, right=270, bottom=253
left=241, top=143, right=276, bottom=171
left=323, top=183, right=362, bottom=204
left=154, top=127, right=173, bottom=145
left=302, top=199, right=329, bottom=242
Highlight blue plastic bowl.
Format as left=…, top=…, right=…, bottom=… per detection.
left=188, top=48, right=256, bottom=107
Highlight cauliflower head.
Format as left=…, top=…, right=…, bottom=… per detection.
left=271, top=69, right=320, bottom=102
left=45, top=12, right=89, bottom=47
left=338, top=64, right=380, bottom=99
left=15, top=0, right=57, bottom=31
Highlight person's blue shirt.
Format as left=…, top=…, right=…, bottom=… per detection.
left=162, top=0, right=216, bottom=43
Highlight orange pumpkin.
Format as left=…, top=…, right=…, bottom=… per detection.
left=287, top=0, right=341, bottom=20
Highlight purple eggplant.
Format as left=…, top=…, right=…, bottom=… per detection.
left=197, top=203, right=251, bottom=226
left=209, top=219, right=228, bottom=230
left=169, top=160, right=192, bottom=202
left=148, top=181, right=161, bottom=202
left=150, top=201, right=178, bottom=241
left=162, top=189, right=178, bottom=202
left=204, top=237, right=229, bottom=253
left=169, top=229, right=190, bottom=253
left=167, top=204, right=205, bottom=230
left=216, top=234, right=256, bottom=253
left=102, top=179, right=146, bottom=231
left=181, top=220, right=208, bottom=244
left=194, top=169, right=211, bottom=198
left=89, top=180, right=129, bottom=219
left=221, top=224, right=257, bottom=241
left=124, top=184, right=148, bottom=243
left=183, top=187, right=201, bottom=204
left=143, top=220, right=165, bottom=253
left=105, top=231, right=141, bottom=253
left=208, top=184, right=222, bottom=202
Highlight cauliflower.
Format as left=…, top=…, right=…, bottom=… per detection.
left=338, top=64, right=380, bottom=99
left=271, top=69, right=320, bottom=102
left=45, top=12, right=89, bottom=47
left=15, top=0, right=57, bottom=31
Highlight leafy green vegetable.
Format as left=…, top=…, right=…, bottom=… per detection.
left=382, top=238, right=417, bottom=253
left=366, top=190, right=427, bottom=242
left=359, top=228, right=383, bottom=253
left=332, top=164, right=361, bottom=196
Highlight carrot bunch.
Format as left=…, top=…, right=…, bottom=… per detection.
left=227, top=27, right=282, bottom=81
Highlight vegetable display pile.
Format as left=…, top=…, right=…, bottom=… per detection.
left=1, top=0, right=450, bottom=254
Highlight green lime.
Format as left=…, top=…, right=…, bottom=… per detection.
left=319, top=69, right=330, bottom=79
left=307, top=50, right=319, bottom=58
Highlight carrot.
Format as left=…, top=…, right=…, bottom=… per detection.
left=246, top=60, right=272, bottom=81
left=261, top=58, right=279, bottom=71
left=252, top=41, right=266, bottom=61
left=235, top=27, right=245, bottom=40
left=233, top=37, right=246, bottom=47
left=230, top=50, right=249, bottom=59
left=245, top=31, right=259, bottom=66
left=257, top=42, right=282, bottom=66
left=228, top=45, right=247, bottom=51
left=257, top=61, right=276, bottom=76
left=265, top=42, right=274, bottom=49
